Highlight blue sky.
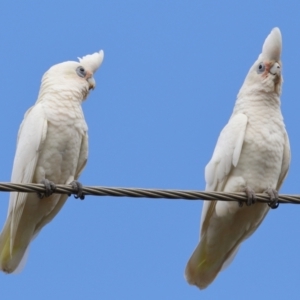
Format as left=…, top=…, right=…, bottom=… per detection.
left=0, top=1, right=300, bottom=299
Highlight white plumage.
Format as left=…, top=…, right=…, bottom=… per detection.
left=185, top=28, right=290, bottom=289
left=0, top=50, right=104, bottom=273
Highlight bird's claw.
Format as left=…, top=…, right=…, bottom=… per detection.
left=70, top=181, right=85, bottom=200
left=265, top=188, right=279, bottom=209
left=38, top=179, right=56, bottom=199
left=240, top=186, right=257, bottom=207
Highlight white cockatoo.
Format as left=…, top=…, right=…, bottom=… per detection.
left=185, top=28, right=290, bottom=289
left=0, top=50, right=104, bottom=273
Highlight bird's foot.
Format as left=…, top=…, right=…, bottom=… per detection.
left=240, top=186, right=256, bottom=207
left=38, top=179, right=56, bottom=199
left=70, top=180, right=85, bottom=200
left=265, top=188, right=279, bottom=209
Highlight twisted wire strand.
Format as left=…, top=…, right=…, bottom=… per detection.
left=0, top=182, right=297, bottom=204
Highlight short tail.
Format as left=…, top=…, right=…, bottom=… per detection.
left=185, top=235, right=240, bottom=289
left=185, top=239, right=220, bottom=289
left=0, top=219, right=32, bottom=274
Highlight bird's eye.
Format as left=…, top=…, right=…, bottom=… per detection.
left=76, top=66, right=86, bottom=78
left=257, top=63, right=265, bottom=74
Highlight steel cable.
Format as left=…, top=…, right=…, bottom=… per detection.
left=0, top=182, right=297, bottom=204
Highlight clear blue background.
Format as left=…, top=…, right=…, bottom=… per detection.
left=0, top=1, right=299, bottom=299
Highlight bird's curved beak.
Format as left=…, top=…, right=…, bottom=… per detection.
left=87, top=76, right=96, bottom=90
left=269, top=62, right=281, bottom=76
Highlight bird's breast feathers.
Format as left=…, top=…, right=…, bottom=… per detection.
left=233, top=111, right=286, bottom=191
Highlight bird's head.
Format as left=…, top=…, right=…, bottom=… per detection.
left=39, top=50, right=104, bottom=101
left=242, top=28, right=282, bottom=95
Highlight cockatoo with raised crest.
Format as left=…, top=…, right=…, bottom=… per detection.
left=185, top=28, right=290, bottom=289
left=0, top=50, right=104, bottom=273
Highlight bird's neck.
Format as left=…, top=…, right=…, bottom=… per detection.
left=233, top=90, right=281, bottom=116
left=36, top=85, right=88, bottom=107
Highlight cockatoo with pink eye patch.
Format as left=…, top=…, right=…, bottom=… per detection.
left=0, top=50, right=104, bottom=273
left=185, top=28, right=290, bottom=289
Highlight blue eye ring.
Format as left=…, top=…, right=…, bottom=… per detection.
left=76, top=66, right=86, bottom=78
left=257, top=62, right=265, bottom=74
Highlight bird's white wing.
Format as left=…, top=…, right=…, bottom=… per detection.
left=276, top=131, right=290, bottom=190
left=8, top=103, right=48, bottom=245
left=75, top=132, right=88, bottom=179
left=32, top=131, right=88, bottom=236
left=200, top=113, right=248, bottom=233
